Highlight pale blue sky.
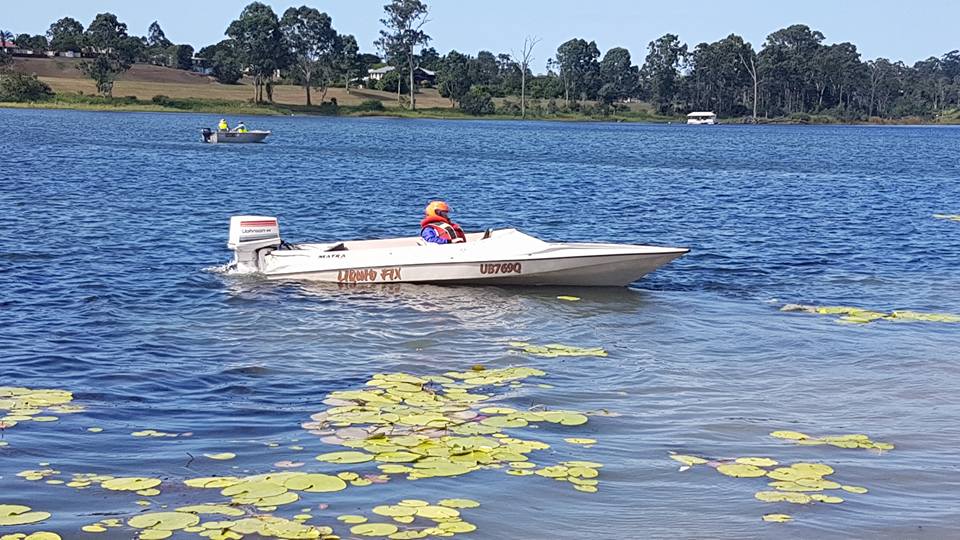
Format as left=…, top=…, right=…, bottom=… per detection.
left=5, top=1, right=958, bottom=70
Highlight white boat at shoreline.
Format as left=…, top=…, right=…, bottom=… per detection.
left=226, top=216, right=688, bottom=287
left=686, top=111, right=717, bottom=125
left=201, top=129, right=271, bottom=144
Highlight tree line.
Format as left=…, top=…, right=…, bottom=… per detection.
left=4, top=3, right=960, bottom=120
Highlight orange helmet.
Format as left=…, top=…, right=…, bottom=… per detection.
left=425, top=200, right=451, bottom=219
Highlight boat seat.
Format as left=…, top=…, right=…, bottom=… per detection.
left=325, top=243, right=348, bottom=252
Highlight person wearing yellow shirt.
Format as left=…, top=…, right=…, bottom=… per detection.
left=218, top=118, right=229, bottom=131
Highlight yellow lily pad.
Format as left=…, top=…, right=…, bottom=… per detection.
left=841, top=485, right=868, bottom=494
left=438, top=498, right=480, bottom=509
left=670, top=454, right=708, bottom=466
left=556, top=296, right=581, bottom=302
left=204, top=453, right=236, bottom=460
left=762, top=514, right=793, bottom=523
left=416, top=506, right=460, bottom=520
left=439, top=521, right=478, bottom=533
left=735, top=457, right=778, bottom=467
left=717, top=463, right=767, bottom=478
left=770, top=431, right=809, bottom=440
left=372, top=505, right=417, bottom=517
left=337, top=515, right=367, bottom=524
left=564, top=438, right=597, bottom=445
left=101, top=477, right=161, bottom=491
left=0, top=505, right=51, bottom=526
left=350, top=523, right=399, bottom=537
left=315, top=450, right=373, bottom=464
left=283, top=473, right=347, bottom=493
left=754, top=491, right=812, bottom=504
left=127, top=511, right=200, bottom=531
left=810, top=494, right=844, bottom=503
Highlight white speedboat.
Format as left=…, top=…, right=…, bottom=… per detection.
left=226, top=216, right=688, bottom=287
left=201, top=129, right=271, bottom=144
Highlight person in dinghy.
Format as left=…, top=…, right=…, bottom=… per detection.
left=420, top=201, right=466, bottom=244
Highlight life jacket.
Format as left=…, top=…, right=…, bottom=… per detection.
left=218, top=121, right=228, bottom=131
left=420, top=215, right=466, bottom=243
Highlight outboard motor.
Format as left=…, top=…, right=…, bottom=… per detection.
left=227, top=215, right=281, bottom=272
left=201, top=128, right=213, bottom=143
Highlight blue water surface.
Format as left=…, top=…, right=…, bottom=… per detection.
left=2, top=108, right=960, bottom=539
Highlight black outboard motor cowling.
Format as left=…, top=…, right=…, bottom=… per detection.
left=201, top=128, right=212, bottom=143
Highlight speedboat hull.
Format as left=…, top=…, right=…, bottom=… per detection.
left=227, top=216, right=688, bottom=287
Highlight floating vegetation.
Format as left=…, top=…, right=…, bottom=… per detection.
left=508, top=342, right=607, bottom=357
left=0, top=387, right=79, bottom=430
left=669, top=449, right=877, bottom=523
left=300, top=367, right=599, bottom=492
left=932, top=213, right=960, bottom=222
left=0, top=505, right=51, bottom=526
left=0, top=533, right=61, bottom=540
left=556, top=296, right=581, bottom=302
left=131, top=429, right=186, bottom=438
left=346, top=498, right=479, bottom=538
left=770, top=431, right=894, bottom=451
left=780, top=304, right=960, bottom=324
left=5, top=367, right=601, bottom=538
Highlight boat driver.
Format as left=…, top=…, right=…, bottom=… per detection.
left=218, top=118, right=229, bottom=131
left=234, top=121, right=248, bottom=133
left=420, top=201, right=466, bottom=244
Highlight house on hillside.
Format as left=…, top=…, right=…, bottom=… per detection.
left=366, top=65, right=436, bottom=85
left=1, top=39, right=16, bottom=50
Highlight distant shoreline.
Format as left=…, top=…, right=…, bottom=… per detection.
left=4, top=99, right=959, bottom=126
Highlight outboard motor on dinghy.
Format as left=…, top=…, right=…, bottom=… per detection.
left=201, top=128, right=213, bottom=143
left=227, top=215, right=281, bottom=272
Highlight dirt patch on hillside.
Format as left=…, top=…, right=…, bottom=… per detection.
left=13, top=57, right=214, bottom=85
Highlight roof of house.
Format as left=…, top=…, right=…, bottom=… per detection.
left=368, top=66, right=395, bottom=74
left=1, top=40, right=17, bottom=48
left=687, top=111, right=717, bottom=117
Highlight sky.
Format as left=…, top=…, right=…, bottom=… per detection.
left=5, top=0, right=959, bottom=71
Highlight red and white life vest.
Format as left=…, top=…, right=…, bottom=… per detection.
left=420, top=215, right=466, bottom=243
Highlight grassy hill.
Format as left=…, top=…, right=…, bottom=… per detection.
left=12, top=57, right=454, bottom=109
left=6, top=57, right=670, bottom=122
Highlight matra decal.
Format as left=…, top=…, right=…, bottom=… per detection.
left=337, top=267, right=402, bottom=283
left=480, top=262, right=522, bottom=275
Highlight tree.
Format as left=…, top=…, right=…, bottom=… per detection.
left=418, top=46, right=440, bottom=71
left=228, top=2, right=288, bottom=102
left=758, top=24, right=825, bottom=114
left=0, top=71, right=54, bottom=101
left=555, top=38, right=600, bottom=104
left=174, top=44, right=194, bottom=70
left=47, top=17, right=84, bottom=52
left=15, top=34, right=48, bottom=51
left=147, top=21, right=172, bottom=49
left=642, top=34, right=687, bottom=114
left=437, top=50, right=472, bottom=104
left=459, top=86, right=494, bottom=115
left=376, top=0, right=430, bottom=110
left=77, top=13, right=138, bottom=96
left=337, top=34, right=363, bottom=92
left=210, top=41, right=243, bottom=84
left=280, top=6, right=339, bottom=106
left=598, top=46, right=638, bottom=104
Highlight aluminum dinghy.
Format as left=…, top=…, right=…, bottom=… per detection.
left=201, top=129, right=271, bottom=144
left=226, top=215, right=688, bottom=287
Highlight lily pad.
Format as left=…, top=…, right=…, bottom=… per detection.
left=0, top=505, right=51, bottom=526
left=350, top=523, right=399, bottom=537
left=127, top=512, right=200, bottom=531
left=717, top=464, right=767, bottom=478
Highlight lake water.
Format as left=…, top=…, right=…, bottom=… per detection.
left=2, top=108, right=960, bottom=539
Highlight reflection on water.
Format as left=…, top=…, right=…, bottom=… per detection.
left=2, top=109, right=960, bottom=539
